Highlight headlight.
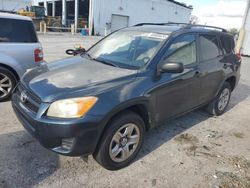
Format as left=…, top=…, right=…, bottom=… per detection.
left=47, top=97, right=98, bottom=118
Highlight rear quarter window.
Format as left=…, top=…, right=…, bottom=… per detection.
left=220, top=34, right=235, bottom=54
left=0, top=18, right=38, bottom=43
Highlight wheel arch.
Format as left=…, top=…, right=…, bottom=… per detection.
left=0, top=63, right=20, bottom=81
left=225, top=76, right=236, bottom=91
left=214, top=75, right=237, bottom=98
left=94, top=101, right=152, bottom=154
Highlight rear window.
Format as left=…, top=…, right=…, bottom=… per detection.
left=0, top=18, right=38, bottom=43
left=220, top=35, right=235, bottom=54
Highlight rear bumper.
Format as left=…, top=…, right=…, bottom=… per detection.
left=18, top=61, right=47, bottom=78
left=12, top=92, right=105, bottom=156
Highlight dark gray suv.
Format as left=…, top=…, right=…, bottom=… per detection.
left=12, top=23, right=241, bottom=170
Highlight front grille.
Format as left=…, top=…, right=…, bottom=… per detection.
left=16, top=84, right=41, bottom=114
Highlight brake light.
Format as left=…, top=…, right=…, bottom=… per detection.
left=236, top=52, right=241, bottom=61
left=34, top=48, right=43, bottom=62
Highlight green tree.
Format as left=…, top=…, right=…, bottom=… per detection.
left=190, top=15, right=199, bottom=24
left=229, top=28, right=239, bottom=37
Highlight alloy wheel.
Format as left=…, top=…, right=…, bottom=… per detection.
left=218, top=88, right=230, bottom=111
left=109, top=123, right=140, bottom=163
left=0, top=73, right=12, bottom=99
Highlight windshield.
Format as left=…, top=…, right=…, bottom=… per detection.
left=88, top=30, right=168, bottom=69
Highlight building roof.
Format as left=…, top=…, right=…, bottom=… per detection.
left=0, top=12, right=32, bottom=21
left=167, top=0, right=193, bottom=9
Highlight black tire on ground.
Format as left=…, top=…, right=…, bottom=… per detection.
left=51, top=21, right=62, bottom=32
left=206, top=82, right=232, bottom=116
left=93, top=111, right=145, bottom=170
left=0, top=67, right=17, bottom=102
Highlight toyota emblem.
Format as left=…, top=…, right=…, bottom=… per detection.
left=20, top=91, right=28, bottom=103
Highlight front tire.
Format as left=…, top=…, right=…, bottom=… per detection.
left=94, top=111, right=145, bottom=170
left=0, top=67, right=17, bottom=102
left=206, top=82, right=231, bottom=116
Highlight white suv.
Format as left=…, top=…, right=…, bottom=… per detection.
left=0, top=13, right=44, bottom=101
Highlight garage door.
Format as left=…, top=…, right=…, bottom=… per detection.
left=111, top=15, right=129, bottom=32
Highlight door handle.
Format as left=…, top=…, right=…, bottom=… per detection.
left=223, top=63, right=231, bottom=69
left=195, top=71, right=201, bottom=77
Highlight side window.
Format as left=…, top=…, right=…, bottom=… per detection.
left=220, top=35, right=235, bottom=54
left=199, top=35, right=221, bottom=61
left=163, top=34, right=197, bottom=66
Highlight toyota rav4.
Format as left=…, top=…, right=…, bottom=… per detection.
left=12, top=23, right=241, bottom=170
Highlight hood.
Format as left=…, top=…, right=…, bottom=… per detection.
left=22, top=56, right=137, bottom=102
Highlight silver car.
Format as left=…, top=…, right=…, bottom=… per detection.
left=0, top=13, right=44, bottom=101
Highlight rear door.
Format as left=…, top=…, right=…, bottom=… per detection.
left=197, top=34, right=224, bottom=104
left=0, top=18, right=42, bottom=71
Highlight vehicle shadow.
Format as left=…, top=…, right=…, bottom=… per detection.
left=0, top=131, right=59, bottom=188
left=137, top=109, right=210, bottom=161
left=227, top=83, right=250, bottom=111
left=136, top=83, right=250, bottom=161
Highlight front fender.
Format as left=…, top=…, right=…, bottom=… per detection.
left=103, top=96, right=150, bottom=121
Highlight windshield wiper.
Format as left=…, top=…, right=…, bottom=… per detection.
left=82, top=52, right=118, bottom=67
left=81, top=51, right=93, bottom=59
left=94, top=58, right=118, bottom=67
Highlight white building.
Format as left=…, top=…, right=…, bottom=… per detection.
left=33, top=0, right=192, bottom=35
left=0, top=0, right=31, bottom=12
left=239, top=0, right=250, bottom=55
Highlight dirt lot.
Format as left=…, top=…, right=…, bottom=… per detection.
left=0, top=33, right=249, bottom=188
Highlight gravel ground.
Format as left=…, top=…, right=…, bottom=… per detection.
left=0, top=33, right=249, bottom=188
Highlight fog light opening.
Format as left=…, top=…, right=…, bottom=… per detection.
left=61, top=137, right=75, bottom=151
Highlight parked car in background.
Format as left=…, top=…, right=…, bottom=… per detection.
left=0, top=13, right=44, bottom=101
left=12, top=23, right=241, bottom=170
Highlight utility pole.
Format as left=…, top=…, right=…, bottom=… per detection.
left=52, top=0, right=56, bottom=17
left=44, top=0, right=48, bottom=16
left=62, top=0, right=67, bottom=26
left=75, top=0, right=79, bottom=32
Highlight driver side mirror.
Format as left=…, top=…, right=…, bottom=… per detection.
left=157, top=61, right=184, bottom=76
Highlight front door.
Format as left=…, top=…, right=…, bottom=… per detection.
left=152, top=34, right=201, bottom=123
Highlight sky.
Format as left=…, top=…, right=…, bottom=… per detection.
left=181, top=0, right=248, bottom=29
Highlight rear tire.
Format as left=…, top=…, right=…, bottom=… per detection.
left=93, top=111, right=145, bottom=170
left=0, top=67, right=17, bottom=102
left=206, top=82, right=231, bottom=116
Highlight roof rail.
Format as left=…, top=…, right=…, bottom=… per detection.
left=183, top=24, right=228, bottom=32
left=134, top=22, right=227, bottom=32
left=134, top=23, right=172, bottom=26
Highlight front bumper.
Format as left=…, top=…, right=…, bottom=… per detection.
left=12, top=90, right=105, bottom=156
